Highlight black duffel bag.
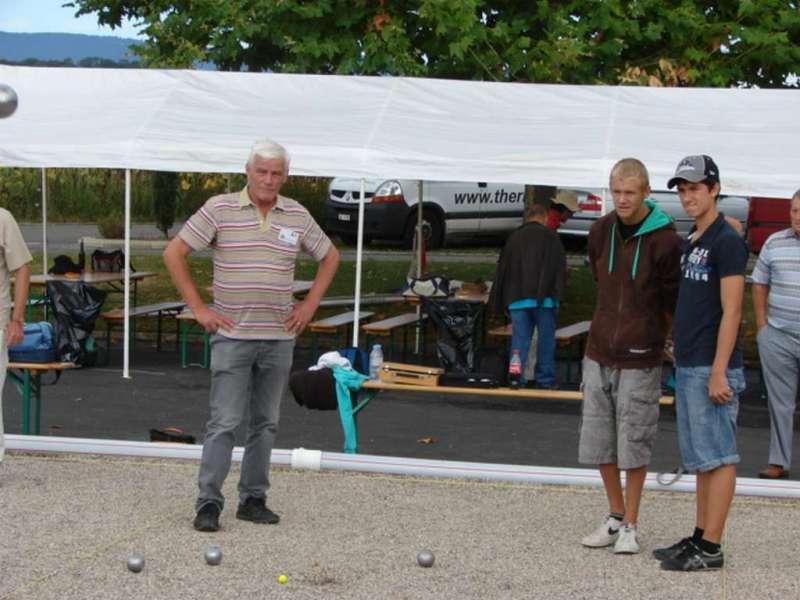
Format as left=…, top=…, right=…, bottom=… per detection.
left=289, top=368, right=338, bottom=411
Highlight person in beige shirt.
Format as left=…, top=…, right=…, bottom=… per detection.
left=0, top=207, right=32, bottom=466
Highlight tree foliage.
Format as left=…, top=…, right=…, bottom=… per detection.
left=69, top=0, right=800, bottom=87
left=152, top=170, right=179, bottom=238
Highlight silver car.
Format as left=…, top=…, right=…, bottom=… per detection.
left=562, top=190, right=748, bottom=238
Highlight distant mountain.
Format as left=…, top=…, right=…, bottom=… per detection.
left=0, top=31, right=140, bottom=63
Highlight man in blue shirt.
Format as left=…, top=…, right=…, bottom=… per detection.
left=656, top=155, right=748, bottom=572
left=751, top=190, right=800, bottom=480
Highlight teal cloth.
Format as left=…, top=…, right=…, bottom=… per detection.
left=332, top=367, right=376, bottom=453
left=508, top=297, right=558, bottom=310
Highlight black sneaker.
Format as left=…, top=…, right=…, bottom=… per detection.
left=652, top=537, right=693, bottom=561
left=236, top=497, right=280, bottom=524
left=660, top=540, right=724, bottom=571
left=193, top=503, right=221, bottom=532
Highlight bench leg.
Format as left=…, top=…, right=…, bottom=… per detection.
left=8, top=368, right=34, bottom=435
left=180, top=320, right=189, bottom=368
left=156, top=311, right=163, bottom=352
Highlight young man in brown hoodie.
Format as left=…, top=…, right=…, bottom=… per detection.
left=579, top=158, right=682, bottom=554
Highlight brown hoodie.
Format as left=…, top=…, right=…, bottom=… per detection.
left=585, top=200, right=682, bottom=369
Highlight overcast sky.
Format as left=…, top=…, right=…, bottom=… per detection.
left=0, top=0, right=143, bottom=38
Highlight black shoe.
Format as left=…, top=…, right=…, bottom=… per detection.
left=236, top=497, right=280, bottom=524
left=660, top=540, right=724, bottom=571
left=193, top=503, right=221, bottom=532
left=652, top=537, right=692, bottom=561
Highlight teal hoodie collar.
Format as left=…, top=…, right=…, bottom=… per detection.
left=607, top=199, right=674, bottom=279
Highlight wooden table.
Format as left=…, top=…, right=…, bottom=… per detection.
left=7, top=361, right=75, bottom=435
left=29, top=271, right=157, bottom=308
left=328, top=378, right=674, bottom=454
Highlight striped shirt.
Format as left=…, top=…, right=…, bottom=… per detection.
left=751, top=228, right=800, bottom=335
left=179, top=188, right=332, bottom=340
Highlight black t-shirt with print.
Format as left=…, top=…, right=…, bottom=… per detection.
left=674, top=214, right=749, bottom=368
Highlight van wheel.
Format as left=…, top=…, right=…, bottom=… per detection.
left=404, top=210, right=444, bottom=250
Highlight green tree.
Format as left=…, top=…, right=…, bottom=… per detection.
left=152, top=171, right=179, bottom=238
left=69, top=0, right=799, bottom=87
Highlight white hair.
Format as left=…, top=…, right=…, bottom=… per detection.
left=247, top=140, right=291, bottom=170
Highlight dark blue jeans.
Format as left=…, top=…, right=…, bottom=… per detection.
left=509, top=307, right=557, bottom=386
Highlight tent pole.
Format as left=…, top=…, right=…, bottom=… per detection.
left=40, top=168, right=47, bottom=276
left=122, top=169, right=131, bottom=379
left=351, top=178, right=366, bottom=349
left=415, top=180, right=423, bottom=354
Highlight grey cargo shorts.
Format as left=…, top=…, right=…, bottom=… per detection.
left=578, top=357, right=662, bottom=470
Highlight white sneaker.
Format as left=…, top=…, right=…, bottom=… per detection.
left=614, top=524, right=641, bottom=554
left=581, top=516, right=621, bottom=548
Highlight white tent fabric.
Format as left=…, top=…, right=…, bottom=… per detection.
left=1, top=65, right=799, bottom=375
left=1, top=65, right=799, bottom=197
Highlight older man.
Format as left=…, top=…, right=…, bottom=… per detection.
left=752, top=190, right=800, bottom=480
left=164, top=140, right=340, bottom=532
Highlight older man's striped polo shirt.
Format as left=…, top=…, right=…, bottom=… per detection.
left=179, top=188, right=332, bottom=340
left=751, top=228, right=800, bottom=335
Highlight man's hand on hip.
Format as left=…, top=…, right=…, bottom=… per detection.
left=286, top=300, right=316, bottom=335
left=194, top=306, right=235, bottom=334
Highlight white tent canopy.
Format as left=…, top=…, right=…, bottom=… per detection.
left=1, top=65, right=799, bottom=376
left=1, top=65, right=799, bottom=198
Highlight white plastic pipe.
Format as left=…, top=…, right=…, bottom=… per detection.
left=7, top=435, right=800, bottom=500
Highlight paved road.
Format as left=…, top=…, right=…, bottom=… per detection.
left=20, top=222, right=590, bottom=265
left=3, top=343, right=796, bottom=481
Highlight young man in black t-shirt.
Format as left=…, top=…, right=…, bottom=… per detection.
left=655, top=155, right=749, bottom=572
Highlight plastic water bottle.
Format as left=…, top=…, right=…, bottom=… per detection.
left=369, top=344, right=384, bottom=380
left=508, top=349, right=522, bottom=388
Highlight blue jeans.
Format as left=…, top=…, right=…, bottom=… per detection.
left=197, top=335, right=295, bottom=511
left=675, top=366, right=746, bottom=472
left=509, top=307, right=556, bottom=386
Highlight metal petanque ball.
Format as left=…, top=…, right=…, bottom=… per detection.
left=0, top=84, right=18, bottom=119
left=204, top=546, right=223, bottom=566
left=416, top=550, right=435, bottom=568
left=126, top=554, right=145, bottom=573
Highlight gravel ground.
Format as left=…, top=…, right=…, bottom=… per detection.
left=2, top=454, right=800, bottom=600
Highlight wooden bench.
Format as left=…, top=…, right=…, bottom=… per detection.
left=7, top=361, right=75, bottom=435
left=101, top=301, right=186, bottom=355
left=330, top=379, right=673, bottom=453
left=319, top=294, right=405, bottom=309
left=362, top=312, right=427, bottom=360
left=308, top=310, right=375, bottom=357
left=487, top=320, right=592, bottom=383
left=176, top=309, right=211, bottom=368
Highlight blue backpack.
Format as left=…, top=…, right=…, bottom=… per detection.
left=8, top=322, right=58, bottom=363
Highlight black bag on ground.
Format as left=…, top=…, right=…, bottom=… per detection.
left=439, top=372, right=501, bottom=388
left=474, top=346, right=508, bottom=386
left=47, top=281, right=106, bottom=366
left=91, top=249, right=134, bottom=273
left=423, top=299, right=484, bottom=373
left=49, top=254, right=83, bottom=275
left=289, top=368, right=338, bottom=411
left=8, top=322, right=58, bottom=363
left=149, top=427, right=196, bottom=444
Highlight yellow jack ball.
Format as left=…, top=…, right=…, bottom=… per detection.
left=278, top=574, right=288, bottom=585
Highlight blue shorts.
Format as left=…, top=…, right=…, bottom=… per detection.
left=675, top=366, right=746, bottom=472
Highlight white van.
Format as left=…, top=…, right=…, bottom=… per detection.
left=323, top=178, right=748, bottom=249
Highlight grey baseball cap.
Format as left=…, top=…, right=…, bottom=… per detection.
left=667, top=155, right=720, bottom=189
